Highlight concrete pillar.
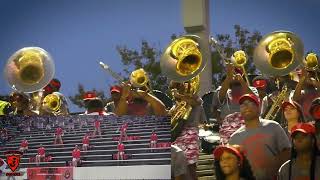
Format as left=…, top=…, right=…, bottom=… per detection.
left=182, top=0, right=212, bottom=96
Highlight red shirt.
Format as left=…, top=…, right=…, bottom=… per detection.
left=120, top=124, right=127, bottom=132
left=38, top=147, right=45, bottom=155
left=72, top=149, right=81, bottom=158
left=94, top=120, right=100, bottom=128
left=21, top=140, right=28, bottom=147
left=56, top=128, right=63, bottom=135
left=150, top=133, right=158, bottom=141
left=128, top=102, right=148, bottom=116
left=117, top=144, right=125, bottom=152
left=82, top=136, right=90, bottom=145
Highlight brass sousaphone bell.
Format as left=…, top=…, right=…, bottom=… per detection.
left=4, top=47, right=55, bottom=93
left=253, top=31, right=304, bottom=76
left=160, top=35, right=206, bottom=83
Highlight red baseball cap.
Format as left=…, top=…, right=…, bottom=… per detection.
left=83, top=91, right=99, bottom=101
left=291, top=123, right=316, bottom=136
left=239, top=94, right=260, bottom=106
left=213, top=145, right=243, bottom=165
left=110, top=85, right=122, bottom=93
left=281, top=100, right=298, bottom=110
left=253, top=79, right=267, bottom=89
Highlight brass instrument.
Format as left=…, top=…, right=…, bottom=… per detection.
left=4, top=47, right=55, bottom=114
left=4, top=47, right=55, bottom=93
left=160, top=35, right=205, bottom=141
left=99, top=62, right=125, bottom=82
left=130, top=68, right=151, bottom=91
left=42, top=92, right=68, bottom=116
left=304, top=53, right=318, bottom=71
left=264, top=85, right=288, bottom=120
left=231, top=50, right=250, bottom=86
left=253, top=31, right=303, bottom=76
left=253, top=31, right=303, bottom=120
left=210, top=37, right=250, bottom=85
left=160, top=35, right=205, bottom=82
left=99, top=62, right=151, bottom=92
left=170, top=75, right=200, bottom=131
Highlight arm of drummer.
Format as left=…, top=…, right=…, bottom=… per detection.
left=292, top=70, right=307, bottom=101
left=218, top=63, right=234, bottom=103
left=114, top=83, right=130, bottom=116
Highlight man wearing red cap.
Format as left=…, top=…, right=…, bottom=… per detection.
left=38, top=78, right=70, bottom=116
left=252, top=75, right=270, bottom=100
left=212, top=64, right=258, bottom=123
left=293, top=69, right=320, bottom=121
left=105, top=85, right=122, bottom=113
left=82, top=91, right=111, bottom=115
left=278, top=123, right=320, bottom=179
left=229, top=93, right=291, bottom=180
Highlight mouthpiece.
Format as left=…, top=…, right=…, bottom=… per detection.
left=99, top=61, right=108, bottom=69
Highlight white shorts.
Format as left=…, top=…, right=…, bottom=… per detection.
left=83, top=144, right=89, bottom=147
left=72, top=158, right=80, bottom=162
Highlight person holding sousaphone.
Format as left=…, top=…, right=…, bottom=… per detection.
left=169, top=76, right=207, bottom=180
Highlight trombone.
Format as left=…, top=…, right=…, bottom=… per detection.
left=210, top=37, right=250, bottom=86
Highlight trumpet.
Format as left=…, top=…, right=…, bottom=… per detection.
left=42, top=92, right=68, bottom=116
left=130, top=68, right=151, bottom=92
left=210, top=37, right=250, bottom=86
left=99, top=62, right=151, bottom=92
left=304, top=53, right=318, bottom=71
left=231, top=50, right=250, bottom=86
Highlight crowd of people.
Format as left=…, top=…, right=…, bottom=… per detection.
left=2, top=49, right=320, bottom=180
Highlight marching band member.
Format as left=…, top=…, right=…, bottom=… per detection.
left=293, top=69, right=320, bottom=121
left=19, top=138, right=28, bottom=153
left=114, top=82, right=167, bottom=116
left=72, top=145, right=81, bottom=167
left=82, top=133, right=90, bottom=151
left=170, top=80, right=207, bottom=180
left=35, top=144, right=46, bottom=165
left=117, top=141, right=125, bottom=160
left=54, top=126, right=64, bottom=145
left=150, top=129, right=158, bottom=151
left=82, top=91, right=111, bottom=115
left=9, top=92, right=37, bottom=116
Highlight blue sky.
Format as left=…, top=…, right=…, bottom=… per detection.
left=1, top=0, right=319, bottom=112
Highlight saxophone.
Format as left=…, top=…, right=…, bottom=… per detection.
left=264, top=85, right=288, bottom=120
left=170, top=75, right=199, bottom=142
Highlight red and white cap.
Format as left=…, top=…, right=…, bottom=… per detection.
left=291, top=123, right=316, bottom=136
left=83, top=91, right=100, bottom=101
